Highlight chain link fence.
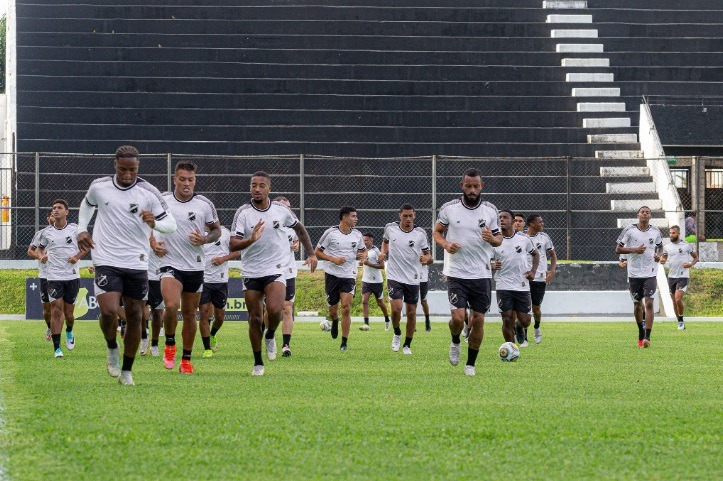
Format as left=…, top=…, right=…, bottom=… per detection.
left=1, top=153, right=721, bottom=261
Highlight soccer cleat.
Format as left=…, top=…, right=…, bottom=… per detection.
left=520, top=340, right=529, bottom=348
left=45, top=328, right=52, bottom=342
left=66, top=332, right=75, bottom=350
left=339, top=345, right=348, bottom=352
left=449, top=342, right=461, bottom=366
left=426, top=325, right=431, bottom=332
left=54, top=348, right=64, bottom=358
left=251, top=364, right=265, bottom=376
left=642, top=339, right=651, bottom=348
left=179, top=359, right=194, bottom=374
left=282, top=345, right=291, bottom=357
left=210, top=334, right=219, bottom=352
left=140, top=338, right=149, bottom=356
left=118, top=371, right=135, bottom=386
left=678, top=321, right=685, bottom=330
left=106, top=348, right=120, bottom=377
left=163, top=345, right=177, bottom=370
left=637, top=339, right=644, bottom=348
left=202, top=349, right=213, bottom=358
left=385, top=321, right=390, bottom=331
left=330, top=320, right=339, bottom=339
left=150, top=345, right=159, bottom=357
left=265, top=338, right=277, bottom=361
left=464, top=365, right=476, bottom=376
left=359, top=324, right=370, bottom=331
left=391, top=334, right=401, bottom=352
left=402, top=346, right=412, bottom=355
left=534, top=328, right=542, bottom=344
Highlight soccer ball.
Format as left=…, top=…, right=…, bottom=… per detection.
left=499, top=342, right=520, bottom=362
left=320, top=320, right=332, bottom=331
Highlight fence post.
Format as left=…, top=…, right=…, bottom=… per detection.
left=166, top=153, right=173, bottom=192
left=34, top=152, right=40, bottom=233
left=566, top=156, right=571, bottom=260
left=431, top=155, right=437, bottom=260
left=299, top=153, right=305, bottom=260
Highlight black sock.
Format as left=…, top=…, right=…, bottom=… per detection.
left=403, top=336, right=413, bottom=348
left=467, top=347, right=479, bottom=366
left=65, top=324, right=73, bottom=333
left=121, top=355, right=134, bottom=371
left=394, top=326, right=402, bottom=336
left=364, top=317, right=369, bottom=324
left=107, top=338, right=118, bottom=349
left=524, top=328, right=528, bottom=341
left=425, top=314, right=430, bottom=325
left=645, top=328, right=652, bottom=340
left=677, top=315, right=683, bottom=323
left=341, top=336, right=348, bottom=347
left=534, top=319, right=541, bottom=329
left=202, top=336, right=211, bottom=350
left=151, top=339, right=159, bottom=347
left=332, top=318, right=339, bottom=326
left=210, top=326, right=219, bottom=336
left=165, top=334, right=176, bottom=346
left=384, top=316, right=390, bottom=323
left=636, top=322, right=645, bottom=340
left=52, top=334, right=60, bottom=350
left=451, top=334, right=461, bottom=344
left=141, top=330, right=148, bottom=340
left=253, top=350, right=263, bottom=365
left=265, top=329, right=275, bottom=340
left=283, top=334, right=291, bottom=346
left=182, top=349, right=192, bottom=361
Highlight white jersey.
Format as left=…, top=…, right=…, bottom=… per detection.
left=317, top=226, right=365, bottom=279
left=383, top=222, right=430, bottom=286
left=30, top=229, right=49, bottom=279
left=38, top=222, right=81, bottom=281
left=420, top=264, right=429, bottom=283
left=148, top=248, right=162, bottom=282
left=203, top=226, right=232, bottom=283
left=283, top=228, right=298, bottom=280
left=156, top=192, right=218, bottom=272
left=362, top=246, right=384, bottom=284
left=437, top=198, right=500, bottom=279
left=616, top=224, right=663, bottom=278
left=663, top=240, right=695, bottom=279
left=83, top=176, right=169, bottom=270
left=231, top=201, right=299, bottom=279
left=527, top=232, right=555, bottom=281
left=493, top=232, right=536, bottom=291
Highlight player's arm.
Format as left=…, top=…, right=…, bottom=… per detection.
left=314, top=246, right=344, bottom=265
left=27, top=244, right=40, bottom=260
left=419, top=248, right=433, bottom=265
left=365, top=252, right=384, bottom=269
left=481, top=227, right=503, bottom=247
left=68, top=246, right=89, bottom=264
left=77, top=196, right=97, bottom=250
left=616, top=243, right=645, bottom=254
left=653, top=242, right=664, bottom=262
left=659, top=248, right=668, bottom=264
left=190, top=220, right=222, bottom=246
left=212, top=250, right=241, bottom=266
left=229, top=219, right=265, bottom=252
left=292, top=222, right=318, bottom=273
left=526, top=247, right=540, bottom=281
left=433, top=221, right=461, bottom=253
left=546, top=249, right=557, bottom=283
left=683, top=250, right=698, bottom=269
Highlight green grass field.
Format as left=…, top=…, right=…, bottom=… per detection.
left=0, top=320, right=720, bottom=481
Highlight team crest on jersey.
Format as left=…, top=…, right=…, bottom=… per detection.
left=649, top=238, right=653, bottom=244
left=408, top=240, right=415, bottom=248
left=478, top=219, right=486, bottom=228
left=188, top=212, right=196, bottom=221
left=273, top=220, right=280, bottom=229
left=65, top=236, right=73, bottom=244
left=129, top=203, right=139, bottom=214
left=537, top=243, right=542, bottom=250
left=288, top=235, right=293, bottom=242
left=214, top=240, right=221, bottom=246
left=515, top=245, right=522, bottom=253
left=352, top=242, right=357, bottom=249
left=139, top=253, right=145, bottom=261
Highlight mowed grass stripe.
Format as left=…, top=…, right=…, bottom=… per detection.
left=0, top=321, right=720, bottom=481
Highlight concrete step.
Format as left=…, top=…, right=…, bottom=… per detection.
left=566, top=73, right=614, bottom=82
left=547, top=14, right=593, bottom=23
left=572, top=88, right=620, bottom=97
left=551, top=29, right=598, bottom=38
left=611, top=199, right=662, bottom=210
left=556, top=44, right=604, bottom=53
left=600, top=166, right=649, bottom=177
left=616, top=218, right=669, bottom=228
left=544, top=0, right=588, bottom=7
left=577, top=103, right=626, bottom=112
left=606, top=182, right=656, bottom=194
left=562, top=58, right=610, bottom=67
left=583, top=118, right=631, bottom=128
left=588, top=133, right=638, bottom=143
left=596, top=150, right=644, bottom=159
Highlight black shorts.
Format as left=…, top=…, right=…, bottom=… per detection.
left=530, top=281, right=547, bottom=307
left=94, top=265, right=149, bottom=300
left=628, top=277, right=657, bottom=302
left=39, top=278, right=50, bottom=303
left=285, top=277, right=296, bottom=302
left=497, top=290, right=532, bottom=314
left=447, top=277, right=492, bottom=314
left=420, top=281, right=429, bottom=301
left=325, top=273, right=356, bottom=306
left=147, top=280, right=164, bottom=310
left=668, top=277, right=689, bottom=294
left=160, top=266, right=204, bottom=294
left=387, top=279, right=420, bottom=305
left=362, top=282, right=383, bottom=300
left=200, top=282, right=228, bottom=310
left=47, top=279, right=80, bottom=304
left=244, top=274, right=285, bottom=292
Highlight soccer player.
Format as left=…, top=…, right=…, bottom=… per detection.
left=77, top=145, right=177, bottom=386
left=28, top=213, right=54, bottom=341
left=360, top=233, right=391, bottom=331
left=315, top=206, right=366, bottom=352
left=433, top=168, right=502, bottom=376
left=660, top=225, right=698, bottom=330
left=616, top=206, right=663, bottom=348
left=379, top=204, right=432, bottom=354
left=526, top=213, right=556, bottom=344
left=230, top=171, right=317, bottom=376
left=156, top=161, right=221, bottom=375
left=144, top=234, right=165, bottom=356
left=492, top=210, right=539, bottom=347
left=37, top=199, right=87, bottom=357
left=199, top=225, right=239, bottom=357
left=420, top=263, right=432, bottom=332
left=273, top=196, right=299, bottom=357
left=513, top=213, right=526, bottom=233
